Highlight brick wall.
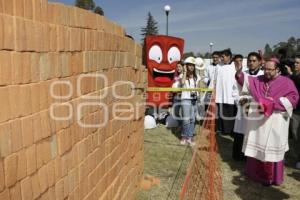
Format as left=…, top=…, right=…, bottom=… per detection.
left=0, top=0, right=146, bottom=199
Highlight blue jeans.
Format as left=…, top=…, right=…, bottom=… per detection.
left=172, top=97, right=182, bottom=126
left=181, top=99, right=197, bottom=138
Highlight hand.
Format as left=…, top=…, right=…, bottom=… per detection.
left=284, top=65, right=292, bottom=75
left=239, top=98, right=248, bottom=106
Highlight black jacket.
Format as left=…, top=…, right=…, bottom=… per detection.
left=290, top=73, right=300, bottom=111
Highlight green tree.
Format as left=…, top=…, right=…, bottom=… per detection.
left=287, top=37, right=297, bottom=48
left=183, top=52, right=195, bottom=59
left=296, top=38, right=300, bottom=53
left=272, top=37, right=299, bottom=58
left=287, top=36, right=297, bottom=57
left=204, top=52, right=211, bottom=59
left=140, top=12, right=159, bottom=42
left=263, top=44, right=273, bottom=58
left=196, top=52, right=204, bottom=58
left=75, top=0, right=95, bottom=10
left=94, top=6, right=104, bottom=16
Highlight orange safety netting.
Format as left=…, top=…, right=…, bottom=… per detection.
left=179, top=92, right=223, bottom=200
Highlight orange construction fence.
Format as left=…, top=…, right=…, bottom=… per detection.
left=179, top=92, right=223, bottom=200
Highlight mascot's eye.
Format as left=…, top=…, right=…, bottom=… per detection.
left=149, top=45, right=163, bottom=63
left=168, top=46, right=181, bottom=64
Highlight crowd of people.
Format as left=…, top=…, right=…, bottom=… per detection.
left=171, top=48, right=300, bottom=186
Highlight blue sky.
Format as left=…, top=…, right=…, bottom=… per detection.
left=49, top=0, right=300, bottom=56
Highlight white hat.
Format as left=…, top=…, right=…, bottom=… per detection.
left=144, top=115, right=157, bottom=129
left=195, top=57, right=205, bottom=70
left=184, top=56, right=196, bottom=65
left=165, top=115, right=179, bottom=128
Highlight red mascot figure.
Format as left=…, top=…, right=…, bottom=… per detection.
left=144, top=35, right=184, bottom=108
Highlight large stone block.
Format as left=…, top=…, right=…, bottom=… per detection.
left=32, top=0, right=41, bottom=21
left=3, top=0, right=13, bottom=15
left=34, top=22, right=43, bottom=52
left=48, top=186, right=56, bottom=200
left=32, top=113, right=42, bottom=143
left=57, top=25, right=65, bottom=52
left=21, top=115, right=34, bottom=148
left=40, top=111, right=51, bottom=139
left=20, top=177, right=33, bottom=200
left=0, top=15, right=3, bottom=50
left=2, top=14, right=14, bottom=50
left=0, top=51, right=12, bottom=86
left=46, top=160, right=55, bottom=187
left=14, top=17, right=27, bottom=51
left=61, top=53, right=71, bottom=77
left=31, top=172, right=41, bottom=199
left=26, top=144, right=37, bottom=175
left=55, top=178, right=64, bottom=200
left=46, top=3, right=55, bottom=24
left=0, top=87, right=11, bottom=123
left=30, top=83, right=40, bottom=114
left=22, top=52, right=32, bottom=83
left=39, top=81, right=49, bottom=110
left=0, top=160, right=4, bottom=192
left=24, top=0, right=33, bottom=19
left=36, top=142, right=43, bottom=169
left=42, top=24, right=50, bottom=52
left=19, top=84, right=32, bottom=117
left=40, top=0, right=48, bottom=22
left=31, top=53, right=40, bottom=82
left=38, top=165, right=49, bottom=193
left=0, top=189, right=10, bottom=200
left=11, top=52, right=23, bottom=84
left=39, top=53, right=51, bottom=81
left=4, top=153, right=18, bottom=187
left=17, top=149, right=27, bottom=181
left=13, top=0, right=24, bottom=17
left=49, top=25, right=57, bottom=52
left=9, top=182, right=21, bottom=200
left=10, top=119, right=22, bottom=153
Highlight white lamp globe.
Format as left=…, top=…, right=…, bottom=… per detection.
left=164, top=5, right=171, bottom=12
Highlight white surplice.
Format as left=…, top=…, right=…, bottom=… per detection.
left=233, top=70, right=264, bottom=134
left=241, top=76, right=293, bottom=162
left=215, top=63, right=237, bottom=105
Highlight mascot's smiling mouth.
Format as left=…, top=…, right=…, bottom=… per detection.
left=153, top=68, right=175, bottom=84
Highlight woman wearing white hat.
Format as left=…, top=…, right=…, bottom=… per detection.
left=180, top=57, right=200, bottom=146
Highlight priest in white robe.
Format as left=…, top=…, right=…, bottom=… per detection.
left=232, top=52, right=264, bottom=161
left=215, top=49, right=237, bottom=135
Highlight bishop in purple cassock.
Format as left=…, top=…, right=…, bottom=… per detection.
left=235, top=58, right=299, bottom=186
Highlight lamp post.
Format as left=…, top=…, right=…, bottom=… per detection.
left=209, top=42, right=213, bottom=64
left=164, top=5, right=171, bottom=35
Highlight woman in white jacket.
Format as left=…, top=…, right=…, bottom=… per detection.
left=180, top=57, right=200, bottom=146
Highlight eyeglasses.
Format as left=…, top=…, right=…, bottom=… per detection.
left=264, top=68, right=276, bottom=72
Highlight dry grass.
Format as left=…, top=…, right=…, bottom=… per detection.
left=217, top=134, right=300, bottom=200
left=136, top=124, right=194, bottom=200
left=135, top=125, right=300, bottom=200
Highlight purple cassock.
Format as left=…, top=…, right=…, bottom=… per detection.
left=236, top=72, right=299, bottom=185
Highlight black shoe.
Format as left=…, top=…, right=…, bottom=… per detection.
left=262, top=182, right=271, bottom=187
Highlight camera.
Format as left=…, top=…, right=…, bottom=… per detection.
left=191, top=92, right=197, bottom=99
